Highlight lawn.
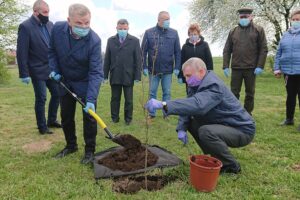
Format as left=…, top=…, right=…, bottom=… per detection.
left=0, top=57, right=299, bottom=199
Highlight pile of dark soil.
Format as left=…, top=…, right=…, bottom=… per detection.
left=112, top=175, right=177, bottom=194
left=98, top=134, right=159, bottom=172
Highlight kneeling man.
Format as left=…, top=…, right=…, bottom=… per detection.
left=145, top=57, right=255, bottom=174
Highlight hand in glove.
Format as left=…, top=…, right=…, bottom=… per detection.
left=145, top=98, right=163, bottom=113
left=174, top=69, right=180, bottom=76
left=254, top=67, right=263, bottom=75
left=83, top=102, right=95, bottom=113
left=178, top=130, right=188, bottom=145
left=143, top=69, right=149, bottom=77
left=20, top=77, right=31, bottom=84
left=223, top=68, right=230, bottom=78
left=49, top=71, right=62, bottom=82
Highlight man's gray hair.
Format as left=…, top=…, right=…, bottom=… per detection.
left=158, top=11, right=169, bottom=20
left=33, top=0, right=48, bottom=11
left=117, top=19, right=129, bottom=25
left=182, top=57, right=207, bottom=71
left=69, top=3, right=91, bottom=18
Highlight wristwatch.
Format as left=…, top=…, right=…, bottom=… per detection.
left=162, top=101, right=168, bottom=112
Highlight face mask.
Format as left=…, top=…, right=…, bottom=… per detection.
left=163, top=20, right=170, bottom=29
left=239, top=18, right=250, bottom=27
left=189, top=35, right=199, bottom=43
left=38, top=13, right=49, bottom=24
left=291, top=21, right=300, bottom=29
left=72, top=26, right=90, bottom=38
left=186, top=75, right=202, bottom=87
left=117, top=30, right=128, bottom=39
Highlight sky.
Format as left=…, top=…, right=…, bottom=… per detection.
left=25, top=0, right=223, bottom=56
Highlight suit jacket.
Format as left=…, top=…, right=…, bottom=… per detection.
left=104, top=34, right=141, bottom=86
left=48, top=21, right=103, bottom=104
left=17, top=15, right=53, bottom=80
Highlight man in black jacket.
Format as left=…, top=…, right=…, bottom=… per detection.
left=104, top=19, right=142, bottom=125
left=17, top=0, right=61, bottom=135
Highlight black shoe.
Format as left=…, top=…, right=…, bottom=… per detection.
left=80, top=152, right=94, bottom=164
left=220, top=163, right=241, bottom=174
left=55, top=147, right=78, bottom=159
left=280, top=119, right=294, bottom=126
left=39, top=128, right=53, bottom=135
left=48, top=121, right=62, bottom=128
left=125, top=120, right=131, bottom=125
left=112, top=118, right=119, bottom=123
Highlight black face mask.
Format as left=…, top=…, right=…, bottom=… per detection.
left=37, top=13, right=49, bottom=24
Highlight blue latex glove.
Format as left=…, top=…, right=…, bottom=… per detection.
left=145, top=98, right=163, bottom=113
left=20, top=77, right=31, bottom=84
left=134, top=80, right=140, bottom=83
left=178, top=78, right=183, bottom=84
left=49, top=71, right=62, bottom=82
left=178, top=130, right=188, bottom=145
left=254, top=67, right=263, bottom=75
left=223, top=68, right=230, bottom=78
left=174, top=69, right=180, bottom=76
left=83, top=102, right=95, bottom=113
left=143, top=69, right=149, bottom=77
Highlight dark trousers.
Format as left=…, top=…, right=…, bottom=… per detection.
left=60, top=93, right=97, bottom=153
left=32, top=79, right=60, bottom=131
left=188, top=119, right=254, bottom=167
left=110, top=84, right=133, bottom=122
left=231, top=69, right=256, bottom=114
left=284, top=74, right=300, bottom=120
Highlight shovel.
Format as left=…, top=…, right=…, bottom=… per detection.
left=57, top=81, right=140, bottom=148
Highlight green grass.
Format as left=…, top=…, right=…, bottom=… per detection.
left=0, top=59, right=299, bottom=199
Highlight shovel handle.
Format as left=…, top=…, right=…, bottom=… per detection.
left=88, top=109, right=114, bottom=139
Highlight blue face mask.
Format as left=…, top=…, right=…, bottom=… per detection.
left=163, top=20, right=170, bottom=29
left=239, top=18, right=250, bottom=27
left=117, top=30, right=128, bottom=39
left=291, top=21, right=300, bottom=29
left=72, top=26, right=90, bottom=38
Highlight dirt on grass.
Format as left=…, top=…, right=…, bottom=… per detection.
left=98, top=134, right=158, bottom=171
left=22, top=139, right=52, bottom=154
left=112, top=175, right=177, bottom=194
left=291, top=163, right=300, bottom=171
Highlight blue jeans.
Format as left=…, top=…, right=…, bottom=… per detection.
left=32, top=79, right=60, bottom=131
left=149, top=73, right=172, bottom=116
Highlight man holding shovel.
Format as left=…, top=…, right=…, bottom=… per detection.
left=49, top=4, right=103, bottom=164
left=145, top=57, right=255, bottom=174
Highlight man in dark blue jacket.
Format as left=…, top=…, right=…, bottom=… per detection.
left=141, top=11, right=181, bottom=118
left=145, top=57, right=255, bottom=174
left=49, top=4, right=103, bottom=164
left=17, top=0, right=61, bottom=135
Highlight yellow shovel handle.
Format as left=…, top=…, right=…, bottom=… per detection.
left=88, top=109, right=107, bottom=129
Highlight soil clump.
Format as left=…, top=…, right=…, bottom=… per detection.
left=98, top=134, right=158, bottom=172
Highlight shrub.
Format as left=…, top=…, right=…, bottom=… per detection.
left=0, top=49, right=11, bottom=84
